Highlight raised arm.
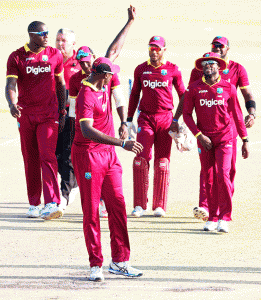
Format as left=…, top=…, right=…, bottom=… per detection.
left=105, top=5, right=136, bottom=62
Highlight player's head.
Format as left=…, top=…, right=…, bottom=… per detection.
left=211, top=36, right=230, bottom=59
left=76, top=46, right=95, bottom=76
left=148, top=36, right=166, bottom=63
left=56, top=28, right=76, bottom=57
left=91, top=57, right=120, bottom=85
left=28, top=21, right=48, bottom=48
left=195, top=52, right=227, bottom=76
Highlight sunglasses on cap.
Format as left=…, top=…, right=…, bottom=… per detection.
left=212, top=43, right=226, bottom=49
left=148, top=46, right=164, bottom=52
left=201, top=60, right=218, bottom=66
left=30, top=31, right=49, bottom=37
left=76, top=50, right=92, bottom=60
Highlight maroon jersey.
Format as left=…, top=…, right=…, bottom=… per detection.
left=128, top=59, right=185, bottom=117
left=183, top=77, right=247, bottom=143
left=63, top=50, right=81, bottom=89
left=189, top=60, right=250, bottom=89
left=69, top=70, right=87, bottom=98
left=6, top=44, right=63, bottom=114
left=73, top=80, right=115, bottom=151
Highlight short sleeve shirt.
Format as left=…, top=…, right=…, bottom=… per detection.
left=63, top=50, right=81, bottom=90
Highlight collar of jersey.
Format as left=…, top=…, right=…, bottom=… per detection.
left=202, top=75, right=221, bottom=87
left=82, top=70, right=86, bottom=75
left=82, top=80, right=99, bottom=91
left=224, top=56, right=230, bottom=65
left=24, top=43, right=45, bottom=54
left=147, top=58, right=166, bottom=68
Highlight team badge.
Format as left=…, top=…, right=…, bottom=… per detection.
left=205, top=54, right=210, bottom=57
left=137, top=127, right=141, bottom=133
left=223, top=69, right=229, bottom=74
left=161, top=69, right=167, bottom=76
left=216, top=36, right=222, bottom=39
left=198, top=148, right=201, bottom=154
left=17, top=122, right=20, bottom=128
left=85, top=172, right=92, bottom=180
left=154, top=36, right=160, bottom=41
left=42, top=55, right=48, bottom=61
left=217, top=88, right=223, bottom=94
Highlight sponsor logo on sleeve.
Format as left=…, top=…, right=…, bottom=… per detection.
left=143, top=79, right=169, bottom=89
left=26, top=65, right=51, bottom=75
left=85, top=172, right=92, bottom=180
left=200, top=98, right=225, bottom=107
left=199, top=90, right=208, bottom=93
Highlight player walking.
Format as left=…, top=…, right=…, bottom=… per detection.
left=189, top=37, right=256, bottom=221
left=71, top=57, right=143, bottom=281
left=127, top=36, right=186, bottom=217
left=6, top=21, right=66, bottom=219
left=183, top=52, right=249, bottom=233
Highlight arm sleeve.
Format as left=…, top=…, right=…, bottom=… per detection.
left=183, top=87, right=201, bottom=136
left=54, top=50, right=64, bottom=76
left=78, top=90, right=95, bottom=122
left=238, top=64, right=250, bottom=89
left=188, top=68, right=202, bottom=86
left=69, top=75, right=79, bottom=98
left=6, top=52, right=19, bottom=78
left=112, top=85, right=126, bottom=108
left=172, top=66, right=186, bottom=98
left=127, top=66, right=142, bottom=118
left=111, top=73, right=121, bottom=89
left=229, top=85, right=248, bottom=138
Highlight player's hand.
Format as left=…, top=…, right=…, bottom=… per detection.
left=169, top=121, right=179, bottom=133
left=245, top=114, right=255, bottom=128
left=119, top=124, right=128, bottom=140
left=123, top=140, right=143, bottom=154
left=10, top=104, right=22, bottom=118
left=197, top=134, right=212, bottom=151
left=127, top=121, right=137, bottom=140
left=242, top=142, right=249, bottom=159
left=128, top=5, right=136, bottom=22
left=59, top=115, right=66, bottom=133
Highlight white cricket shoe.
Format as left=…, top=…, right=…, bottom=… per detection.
left=131, top=206, right=146, bottom=217
left=193, top=207, right=209, bottom=221
left=108, top=261, right=143, bottom=278
left=203, top=221, right=218, bottom=231
left=26, top=205, right=42, bottom=218
left=217, top=220, right=229, bottom=233
left=68, top=186, right=79, bottom=205
left=89, top=266, right=104, bottom=282
left=40, top=202, right=63, bottom=220
left=153, top=207, right=165, bottom=217
left=99, top=200, right=108, bottom=218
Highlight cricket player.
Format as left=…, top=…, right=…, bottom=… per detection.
left=183, top=52, right=249, bottom=233
left=127, top=36, right=186, bottom=217
left=189, top=36, right=256, bottom=221
left=5, top=21, right=67, bottom=220
left=55, top=28, right=81, bottom=209
left=71, top=57, right=143, bottom=281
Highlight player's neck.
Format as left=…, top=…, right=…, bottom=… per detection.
left=27, top=42, right=44, bottom=53
left=150, top=59, right=163, bottom=68
left=88, top=74, right=105, bottom=91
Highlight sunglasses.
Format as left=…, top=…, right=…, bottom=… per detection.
left=30, top=31, right=49, bottom=37
left=76, top=50, right=92, bottom=60
left=212, top=43, right=226, bottom=49
left=201, top=60, right=218, bottom=66
left=148, top=46, right=163, bottom=52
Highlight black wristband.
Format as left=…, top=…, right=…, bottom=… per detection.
left=127, top=117, right=133, bottom=122
left=242, top=138, right=249, bottom=142
left=245, top=100, right=256, bottom=110
left=121, top=122, right=127, bottom=127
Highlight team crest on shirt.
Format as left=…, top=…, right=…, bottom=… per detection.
left=137, top=127, right=141, bottom=133
left=161, top=69, right=167, bottom=76
left=217, top=88, right=223, bottom=94
left=223, top=69, right=229, bottom=74
left=17, top=122, right=20, bottom=128
left=198, top=148, right=201, bottom=154
left=42, top=55, right=48, bottom=62
left=85, top=172, right=92, bottom=180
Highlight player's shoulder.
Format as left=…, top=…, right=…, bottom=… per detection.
left=229, top=60, right=245, bottom=70
left=8, top=45, right=26, bottom=58
left=45, top=46, right=63, bottom=57
left=187, top=78, right=203, bottom=90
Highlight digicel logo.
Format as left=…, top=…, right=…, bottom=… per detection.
left=200, top=99, right=225, bottom=107
left=26, top=65, right=51, bottom=75
left=143, top=80, right=169, bottom=89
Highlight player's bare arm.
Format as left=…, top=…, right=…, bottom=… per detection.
left=80, top=119, right=143, bottom=154
left=197, top=134, right=213, bottom=152
left=117, top=106, right=128, bottom=140
left=55, top=73, right=67, bottom=132
left=105, top=5, right=136, bottom=62
left=241, top=87, right=256, bottom=128
left=242, top=140, right=249, bottom=159
left=170, top=93, right=185, bottom=132
left=5, top=77, right=22, bottom=118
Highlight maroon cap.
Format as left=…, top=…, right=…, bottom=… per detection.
left=91, top=57, right=120, bottom=74
left=76, top=46, right=93, bottom=62
left=148, top=36, right=165, bottom=48
left=195, top=52, right=227, bottom=71
left=211, top=36, right=229, bottom=46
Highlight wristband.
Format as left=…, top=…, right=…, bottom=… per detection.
left=195, top=132, right=202, bottom=138
left=127, top=117, right=133, bottom=122
left=59, top=109, right=67, bottom=116
left=173, top=119, right=179, bottom=122
left=242, top=137, right=249, bottom=142
left=121, top=140, right=126, bottom=148
left=121, top=122, right=128, bottom=127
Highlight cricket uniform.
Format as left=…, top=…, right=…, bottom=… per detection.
left=71, top=80, right=130, bottom=267
left=189, top=60, right=250, bottom=209
left=6, top=43, right=64, bottom=206
left=183, top=77, right=247, bottom=221
left=128, top=59, right=185, bottom=211
left=55, top=50, right=81, bottom=201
